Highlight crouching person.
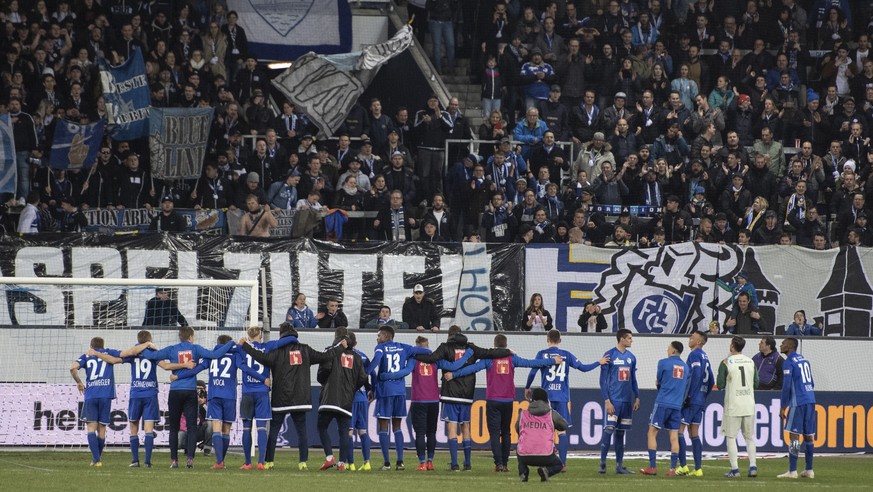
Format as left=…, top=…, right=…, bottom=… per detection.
left=517, top=387, right=567, bottom=482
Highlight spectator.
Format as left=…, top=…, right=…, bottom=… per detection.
left=536, top=87, right=570, bottom=142
left=267, top=169, right=301, bottom=212
left=286, top=292, right=318, bottom=328
left=364, top=305, right=409, bottom=330
left=519, top=48, right=556, bottom=112
left=233, top=172, right=267, bottom=210
left=464, top=164, right=495, bottom=230
left=418, top=219, right=446, bottom=242
left=58, top=197, right=88, bottom=233
left=785, top=310, right=822, bottom=337
left=421, top=193, right=455, bottom=242
left=116, top=153, right=155, bottom=210
left=530, top=208, right=556, bottom=243
left=413, top=95, right=452, bottom=204
left=593, top=162, right=629, bottom=206
left=790, top=206, right=826, bottom=248
left=724, top=292, right=761, bottom=335
left=427, top=0, right=455, bottom=74
left=143, top=288, right=188, bottom=326
left=752, top=210, right=782, bottom=245
left=577, top=302, right=606, bottom=332
left=402, top=284, right=440, bottom=332
left=481, top=192, right=516, bottom=243
left=238, top=194, right=277, bottom=237
left=572, top=131, right=615, bottom=179
left=16, top=191, right=41, bottom=234
left=149, top=195, right=187, bottom=232
left=316, top=299, right=349, bottom=330
left=513, top=107, right=549, bottom=159
left=751, top=127, right=786, bottom=178
left=752, top=336, right=783, bottom=390
left=373, top=189, right=416, bottom=241
left=522, top=293, right=552, bottom=332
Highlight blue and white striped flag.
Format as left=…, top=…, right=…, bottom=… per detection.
left=0, top=114, right=16, bottom=195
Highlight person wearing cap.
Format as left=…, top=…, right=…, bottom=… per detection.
left=142, top=287, right=189, bottom=327
left=382, top=127, right=412, bottom=169
left=413, top=94, right=452, bottom=205
left=572, top=131, right=615, bottom=179
left=267, top=168, right=301, bottom=211
left=602, top=91, right=634, bottom=135
left=233, top=54, right=268, bottom=106
left=684, top=184, right=712, bottom=220
left=355, top=139, right=381, bottom=177
left=418, top=218, right=446, bottom=242
left=232, top=171, right=268, bottom=210
left=720, top=174, right=752, bottom=227
left=799, top=91, right=825, bottom=152
left=520, top=48, right=556, bottom=113
left=710, top=212, right=736, bottom=243
left=752, top=210, right=783, bottom=245
left=514, top=386, right=566, bottom=481
left=149, top=194, right=187, bottom=232
left=445, top=151, right=481, bottom=216
left=536, top=85, right=570, bottom=142
left=513, top=107, right=549, bottom=159
left=382, top=150, right=417, bottom=208
left=660, top=195, right=691, bottom=244
left=59, top=197, right=88, bottom=232
left=402, top=284, right=439, bottom=332
left=751, top=127, right=786, bottom=178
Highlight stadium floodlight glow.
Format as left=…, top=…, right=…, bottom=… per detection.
left=267, top=62, right=292, bottom=70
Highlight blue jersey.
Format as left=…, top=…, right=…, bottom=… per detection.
left=655, top=355, right=690, bottom=410
left=781, top=352, right=815, bottom=407
left=143, top=340, right=234, bottom=390
left=178, top=345, right=240, bottom=400
left=525, top=347, right=601, bottom=403
left=123, top=354, right=158, bottom=398
left=685, top=348, right=714, bottom=406
left=354, top=348, right=371, bottom=403
left=368, top=341, right=430, bottom=397
left=599, top=347, right=639, bottom=403
left=237, top=336, right=299, bottom=394
left=76, top=349, right=121, bottom=400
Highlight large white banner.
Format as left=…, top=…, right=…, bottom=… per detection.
left=526, top=243, right=873, bottom=336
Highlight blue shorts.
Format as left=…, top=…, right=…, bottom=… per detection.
left=681, top=404, right=704, bottom=426
left=350, top=400, right=369, bottom=430
left=207, top=397, right=237, bottom=423
left=441, top=403, right=471, bottom=423
left=82, top=398, right=112, bottom=425
left=649, top=404, right=682, bottom=431
left=128, top=396, right=160, bottom=422
left=550, top=401, right=572, bottom=428
left=240, top=393, right=272, bottom=421
left=785, top=403, right=817, bottom=436
left=604, top=401, right=633, bottom=430
left=375, top=395, right=407, bottom=419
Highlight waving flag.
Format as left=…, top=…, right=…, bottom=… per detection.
left=0, top=114, right=15, bottom=195
left=149, top=107, right=215, bottom=179
left=98, top=48, right=150, bottom=140
left=49, top=120, right=105, bottom=170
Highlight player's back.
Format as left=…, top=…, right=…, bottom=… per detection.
left=686, top=348, right=713, bottom=405
left=239, top=341, right=270, bottom=394
left=723, top=354, right=756, bottom=417
left=601, top=347, right=636, bottom=403
left=124, top=353, right=158, bottom=398
left=353, top=348, right=370, bottom=402
left=655, top=355, right=688, bottom=409
left=784, top=353, right=815, bottom=406
left=77, top=349, right=120, bottom=400
left=535, top=347, right=574, bottom=402
left=374, top=340, right=413, bottom=397
left=206, top=345, right=239, bottom=400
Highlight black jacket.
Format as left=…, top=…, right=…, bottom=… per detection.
left=149, top=211, right=188, bottom=232
left=415, top=334, right=511, bottom=403
left=317, top=310, right=349, bottom=329
left=242, top=337, right=341, bottom=412
left=402, top=297, right=440, bottom=330
left=316, top=344, right=368, bottom=416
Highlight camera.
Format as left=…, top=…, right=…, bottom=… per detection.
left=197, top=387, right=207, bottom=399
left=26, top=157, right=42, bottom=165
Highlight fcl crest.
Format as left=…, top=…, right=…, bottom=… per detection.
left=249, top=0, right=316, bottom=36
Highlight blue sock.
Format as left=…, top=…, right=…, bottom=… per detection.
left=130, top=436, right=140, bottom=463
left=691, top=436, right=702, bottom=470
left=448, top=438, right=459, bottom=466
left=463, top=439, right=472, bottom=466
left=648, top=449, right=656, bottom=469
left=87, top=431, right=100, bottom=463
left=257, top=428, right=267, bottom=464
left=393, top=430, right=404, bottom=463
left=98, top=437, right=105, bottom=456
left=361, top=433, right=371, bottom=462
left=678, top=437, right=686, bottom=467
left=222, top=434, right=230, bottom=462
left=144, top=432, right=155, bottom=464
left=614, top=431, right=626, bottom=466
left=213, top=432, right=224, bottom=463
left=242, top=425, right=253, bottom=465
left=789, top=450, right=798, bottom=472
left=378, top=430, right=390, bottom=465
left=670, top=452, right=678, bottom=470
left=805, top=441, right=814, bottom=470
left=558, top=434, right=569, bottom=464
left=599, top=428, right=614, bottom=465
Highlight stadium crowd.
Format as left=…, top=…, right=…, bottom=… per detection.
left=3, top=0, right=873, bottom=249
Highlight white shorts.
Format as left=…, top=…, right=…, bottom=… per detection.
left=721, top=415, right=754, bottom=439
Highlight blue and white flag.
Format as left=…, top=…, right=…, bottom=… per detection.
left=0, top=114, right=15, bottom=195
left=228, top=0, right=352, bottom=60
left=148, top=107, right=214, bottom=179
left=98, top=48, right=150, bottom=140
left=49, top=120, right=106, bottom=170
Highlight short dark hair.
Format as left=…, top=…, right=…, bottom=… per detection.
left=670, top=341, right=684, bottom=354
left=761, top=335, right=776, bottom=352
left=783, top=337, right=799, bottom=352
left=616, top=328, right=632, bottom=342
left=547, top=329, right=561, bottom=344
left=691, top=329, right=708, bottom=343
left=494, top=334, right=508, bottom=348
left=137, top=330, right=152, bottom=344
left=178, top=326, right=195, bottom=341
left=379, top=325, right=395, bottom=340
left=217, top=334, right=233, bottom=345
left=90, top=337, right=105, bottom=349
left=731, top=335, right=746, bottom=353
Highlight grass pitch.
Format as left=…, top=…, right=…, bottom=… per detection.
left=1, top=449, right=871, bottom=491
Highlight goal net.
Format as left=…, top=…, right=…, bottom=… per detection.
left=0, top=277, right=260, bottom=447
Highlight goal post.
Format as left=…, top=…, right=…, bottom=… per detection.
left=0, top=277, right=260, bottom=329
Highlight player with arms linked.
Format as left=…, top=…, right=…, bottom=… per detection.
left=640, top=341, right=690, bottom=476
left=70, top=336, right=156, bottom=467
left=676, top=330, right=714, bottom=477
left=598, top=328, right=640, bottom=474
left=778, top=337, right=816, bottom=479
left=524, top=329, right=609, bottom=470
left=87, top=331, right=193, bottom=468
